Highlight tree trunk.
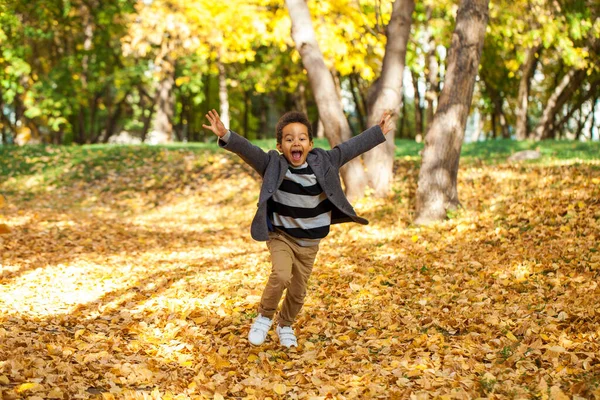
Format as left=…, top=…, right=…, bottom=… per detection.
left=174, top=92, right=185, bottom=142
left=141, top=89, right=157, bottom=143
left=555, top=81, right=599, bottom=133
left=316, top=119, right=325, bottom=139
left=412, top=70, right=424, bottom=140
left=217, top=54, right=230, bottom=130
left=592, top=96, right=598, bottom=140
left=243, top=90, right=250, bottom=138
left=363, top=0, right=415, bottom=197
left=101, top=93, right=128, bottom=143
left=491, top=90, right=510, bottom=138
left=515, top=45, right=542, bottom=140
left=349, top=74, right=367, bottom=131
left=399, top=91, right=407, bottom=138
left=533, top=69, right=586, bottom=140
left=79, top=2, right=94, bottom=144
left=424, top=6, right=439, bottom=128
left=285, top=0, right=369, bottom=201
left=415, top=0, right=490, bottom=225
left=295, top=82, right=308, bottom=116
left=77, top=108, right=86, bottom=144
left=153, top=69, right=175, bottom=143
left=258, top=95, right=268, bottom=140
left=575, top=105, right=592, bottom=140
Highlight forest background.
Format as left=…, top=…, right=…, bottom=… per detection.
left=1, top=0, right=598, bottom=148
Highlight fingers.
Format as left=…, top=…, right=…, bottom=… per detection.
left=205, top=109, right=220, bottom=125
left=379, top=111, right=395, bottom=135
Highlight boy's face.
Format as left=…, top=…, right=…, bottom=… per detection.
left=277, top=122, right=313, bottom=167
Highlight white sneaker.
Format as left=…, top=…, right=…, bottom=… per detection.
left=248, top=315, right=273, bottom=345
left=276, top=325, right=298, bottom=348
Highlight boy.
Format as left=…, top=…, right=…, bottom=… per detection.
left=203, top=109, right=392, bottom=348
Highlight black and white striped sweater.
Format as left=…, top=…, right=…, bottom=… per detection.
left=267, top=163, right=333, bottom=246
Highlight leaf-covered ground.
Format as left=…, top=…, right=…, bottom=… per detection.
left=1, top=143, right=599, bottom=399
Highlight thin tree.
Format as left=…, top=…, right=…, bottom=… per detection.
left=363, top=0, right=415, bottom=198
left=515, top=44, right=542, bottom=140
left=414, top=0, right=490, bottom=225
left=285, top=0, right=368, bottom=201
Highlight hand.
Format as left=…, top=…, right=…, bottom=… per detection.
left=202, top=109, right=228, bottom=137
left=378, top=110, right=394, bottom=135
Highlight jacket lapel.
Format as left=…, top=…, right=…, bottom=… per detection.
left=277, top=155, right=288, bottom=185
left=307, top=152, right=326, bottom=185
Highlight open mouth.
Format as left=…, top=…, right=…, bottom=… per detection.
left=291, top=150, right=303, bottom=162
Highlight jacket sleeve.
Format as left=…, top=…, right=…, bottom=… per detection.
left=218, top=130, right=271, bottom=176
left=326, top=125, right=386, bottom=168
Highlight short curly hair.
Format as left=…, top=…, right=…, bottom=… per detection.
left=275, top=111, right=313, bottom=144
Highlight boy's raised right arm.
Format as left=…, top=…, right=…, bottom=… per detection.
left=326, top=111, right=394, bottom=167
left=203, top=109, right=271, bottom=176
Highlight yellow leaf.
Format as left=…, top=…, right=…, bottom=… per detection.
left=16, top=382, right=43, bottom=393
left=247, top=354, right=259, bottom=362
left=0, top=375, right=9, bottom=385
left=218, top=346, right=228, bottom=356
left=273, top=383, right=287, bottom=395
left=506, top=332, right=518, bottom=342
left=365, top=327, right=378, bottom=336
left=0, top=223, right=10, bottom=234
left=550, top=385, right=569, bottom=400
left=0, top=194, right=5, bottom=207
left=306, top=325, right=320, bottom=334
left=411, top=235, right=419, bottom=242
left=48, top=388, right=64, bottom=399
left=548, top=346, right=566, bottom=353
left=214, top=393, right=225, bottom=400
left=338, top=335, right=350, bottom=341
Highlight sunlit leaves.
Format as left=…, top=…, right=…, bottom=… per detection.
left=1, top=143, right=599, bottom=397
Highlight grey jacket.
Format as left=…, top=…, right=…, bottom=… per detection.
left=219, top=125, right=386, bottom=241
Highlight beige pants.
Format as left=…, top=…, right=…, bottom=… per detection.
left=258, top=231, right=319, bottom=327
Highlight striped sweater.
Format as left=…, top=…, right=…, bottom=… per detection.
left=267, top=163, right=333, bottom=246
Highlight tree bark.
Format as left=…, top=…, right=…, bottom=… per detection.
left=363, top=0, right=415, bottom=197
left=349, top=74, right=367, bottom=131
left=399, top=91, right=407, bottom=138
left=491, top=89, right=510, bottom=138
left=285, top=0, right=369, bottom=201
left=153, top=73, right=175, bottom=142
left=424, top=6, right=439, bottom=128
left=532, top=69, right=586, bottom=140
left=243, top=90, right=250, bottom=138
left=101, top=92, right=129, bottom=143
left=415, top=0, right=490, bottom=225
left=217, top=53, right=230, bottom=130
left=575, top=105, right=592, bottom=140
left=294, top=81, right=308, bottom=116
left=411, top=69, right=424, bottom=140
left=515, top=45, right=542, bottom=140
left=555, top=81, right=599, bottom=133
left=140, top=87, right=157, bottom=143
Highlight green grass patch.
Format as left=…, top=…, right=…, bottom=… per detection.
left=1, top=139, right=598, bottom=192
